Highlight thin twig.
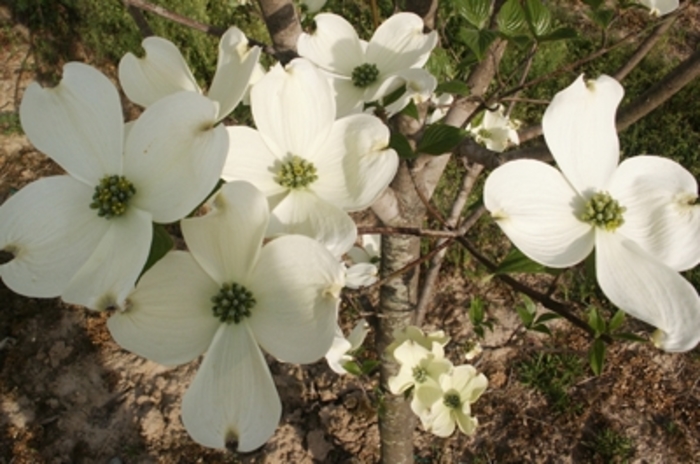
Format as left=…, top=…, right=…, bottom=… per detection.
left=124, top=2, right=154, bottom=37
left=356, top=226, right=463, bottom=238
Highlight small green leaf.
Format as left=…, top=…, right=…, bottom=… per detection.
left=416, top=124, right=466, bottom=155
left=458, top=28, right=499, bottom=61
left=516, top=305, right=535, bottom=327
left=140, top=224, right=174, bottom=278
left=609, top=310, right=626, bottom=332
left=588, top=8, right=615, bottom=29
left=389, top=131, right=415, bottom=159
left=495, top=247, right=554, bottom=274
left=524, top=0, right=552, bottom=38
left=587, top=307, right=606, bottom=336
left=534, top=312, right=561, bottom=324
left=469, top=297, right=485, bottom=324
left=342, top=360, right=362, bottom=376
left=613, top=332, right=647, bottom=343
left=455, top=0, right=492, bottom=29
left=497, top=0, right=528, bottom=36
left=532, top=324, right=553, bottom=336
left=589, top=338, right=606, bottom=376
left=538, top=27, right=577, bottom=42
left=435, top=80, right=471, bottom=97
left=361, top=359, right=380, bottom=374
left=381, top=84, right=407, bottom=108
left=401, top=99, right=419, bottom=120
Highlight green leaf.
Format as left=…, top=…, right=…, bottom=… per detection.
left=140, top=224, right=174, bottom=278
left=589, top=338, right=606, bottom=376
left=534, top=312, right=561, bottom=324
left=495, top=247, right=555, bottom=274
left=587, top=306, right=606, bottom=336
left=524, top=0, right=552, bottom=38
left=532, top=324, right=553, bottom=336
left=516, top=305, right=535, bottom=327
left=612, top=332, right=647, bottom=343
left=608, top=310, right=626, bottom=332
left=401, top=99, right=419, bottom=120
left=435, top=80, right=471, bottom=97
left=497, top=0, right=528, bottom=36
left=455, top=0, right=491, bottom=29
left=469, top=297, right=485, bottom=324
left=381, top=84, right=407, bottom=108
left=361, top=359, right=380, bottom=375
left=389, top=132, right=415, bottom=159
left=342, top=360, right=362, bottom=376
left=458, top=28, right=499, bottom=61
left=588, top=8, right=615, bottom=29
left=416, top=124, right=466, bottom=155
left=538, top=27, right=577, bottom=42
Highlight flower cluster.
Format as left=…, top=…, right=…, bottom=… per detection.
left=0, top=11, right=440, bottom=452
left=387, top=326, right=488, bottom=437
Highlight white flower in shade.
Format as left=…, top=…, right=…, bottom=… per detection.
left=468, top=104, right=520, bottom=152
left=427, top=93, right=454, bottom=124
left=638, top=0, right=679, bottom=16
left=484, top=74, right=700, bottom=352
left=383, top=69, right=438, bottom=117
left=415, top=365, right=488, bottom=437
left=345, top=234, right=381, bottom=289
left=325, top=319, right=370, bottom=374
left=386, top=325, right=450, bottom=358
left=119, top=27, right=260, bottom=122
left=464, top=341, right=483, bottom=361
left=297, top=12, right=438, bottom=117
left=107, top=181, right=343, bottom=451
left=222, top=58, right=398, bottom=257
left=0, top=63, right=227, bottom=310
left=388, top=340, right=452, bottom=397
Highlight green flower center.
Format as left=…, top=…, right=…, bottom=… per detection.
left=443, top=390, right=462, bottom=410
left=275, top=155, right=318, bottom=189
left=351, top=63, right=379, bottom=88
left=90, top=175, right=136, bottom=219
left=412, top=365, right=428, bottom=384
left=477, top=128, right=492, bottom=140
left=580, top=191, right=626, bottom=231
left=211, top=282, right=256, bottom=324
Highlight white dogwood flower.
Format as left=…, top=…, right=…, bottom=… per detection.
left=484, top=74, right=700, bottom=352
left=386, top=325, right=450, bottom=357
left=388, top=340, right=451, bottom=396
left=119, top=27, right=260, bottom=122
left=468, top=104, right=520, bottom=152
left=325, top=319, right=370, bottom=374
left=222, top=58, right=398, bottom=257
left=638, top=0, right=679, bottom=16
left=415, top=365, right=488, bottom=437
left=297, top=12, right=437, bottom=117
left=108, top=181, right=343, bottom=451
left=0, top=63, right=227, bottom=310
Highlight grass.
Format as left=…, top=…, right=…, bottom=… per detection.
left=583, top=427, right=634, bottom=463
left=517, top=350, right=585, bottom=413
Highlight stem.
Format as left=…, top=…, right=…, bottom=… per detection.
left=122, top=0, right=226, bottom=36
left=257, top=0, right=301, bottom=64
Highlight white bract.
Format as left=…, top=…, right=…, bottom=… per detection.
left=297, top=12, right=438, bottom=117
left=386, top=325, right=450, bottom=357
left=325, top=319, right=370, bottom=374
left=468, top=104, right=520, bottom=152
left=345, top=234, right=381, bottom=288
left=484, top=74, right=700, bottom=352
left=0, top=63, right=227, bottom=310
left=119, top=27, right=260, bottom=122
left=301, top=0, right=327, bottom=14
left=382, top=68, right=437, bottom=117
left=107, top=181, right=343, bottom=451
left=638, top=0, right=679, bottom=16
left=222, top=58, right=398, bottom=257
left=427, top=93, right=454, bottom=124
left=415, top=365, right=488, bottom=437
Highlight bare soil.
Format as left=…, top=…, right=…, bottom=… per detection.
left=1, top=4, right=700, bottom=464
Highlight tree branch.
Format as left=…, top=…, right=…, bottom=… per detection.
left=257, top=0, right=302, bottom=64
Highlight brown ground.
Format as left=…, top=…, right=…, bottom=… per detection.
left=1, top=4, right=700, bottom=464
